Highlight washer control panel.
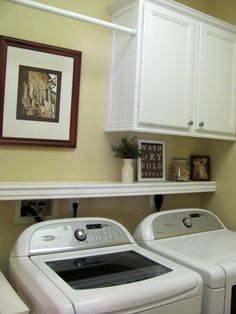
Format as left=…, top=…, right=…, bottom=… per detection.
left=29, top=219, right=131, bottom=255
left=152, top=210, right=224, bottom=239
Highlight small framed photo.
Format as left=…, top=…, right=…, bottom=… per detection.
left=137, top=140, right=165, bottom=181
left=190, top=155, right=210, bottom=181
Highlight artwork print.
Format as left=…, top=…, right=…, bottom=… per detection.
left=16, top=66, right=61, bottom=123
left=190, top=155, right=210, bottom=181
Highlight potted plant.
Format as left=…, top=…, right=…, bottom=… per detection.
left=111, top=136, right=142, bottom=183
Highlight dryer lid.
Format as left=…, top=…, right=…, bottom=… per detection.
left=139, top=229, right=236, bottom=289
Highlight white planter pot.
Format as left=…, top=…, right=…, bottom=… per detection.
left=121, top=159, right=134, bottom=183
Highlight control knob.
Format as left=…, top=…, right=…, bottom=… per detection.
left=183, top=217, right=192, bottom=228
left=74, top=229, right=87, bottom=241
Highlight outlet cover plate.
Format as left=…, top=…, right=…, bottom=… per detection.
left=15, top=199, right=58, bottom=224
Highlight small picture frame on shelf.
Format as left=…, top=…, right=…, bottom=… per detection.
left=137, top=140, right=165, bottom=181
left=190, top=155, right=210, bottom=181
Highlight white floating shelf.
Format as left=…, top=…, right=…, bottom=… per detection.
left=0, top=181, right=216, bottom=200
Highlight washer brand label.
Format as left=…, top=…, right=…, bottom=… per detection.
left=41, top=235, right=56, bottom=241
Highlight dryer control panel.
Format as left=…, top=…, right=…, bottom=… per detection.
left=152, top=209, right=224, bottom=239
left=133, top=209, right=225, bottom=241
left=26, top=218, right=131, bottom=255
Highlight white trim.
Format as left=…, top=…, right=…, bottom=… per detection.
left=105, top=125, right=236, bottom=141
left=6, top=0, right=137, bottom=35
left=108, top=0, right=236, bottom=33
left=0, top=181, right=216, bottom=200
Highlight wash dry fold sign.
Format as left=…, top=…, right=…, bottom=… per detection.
left=138, top=140, right=165, bottom=181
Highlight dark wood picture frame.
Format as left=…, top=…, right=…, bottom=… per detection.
left=137, top=140, right=165, bottom=181
left=0, top=35, right=82, bottom=147
left=190, top=155, right=210, bottom=181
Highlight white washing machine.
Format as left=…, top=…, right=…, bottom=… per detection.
left=133, top=208, right=236, bottom=314
left=9, top=217, right=203, bottom=314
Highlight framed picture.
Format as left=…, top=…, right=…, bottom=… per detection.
left=137, top=140, right=165, bottom=181
left=0, top=35, right=82, bottom=147
left=190, top=155, right=210, bottom=181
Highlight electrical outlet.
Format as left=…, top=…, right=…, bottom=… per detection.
left=68, top=198, right=80, bottom=212
left=150, top=195, right=155, bottom=208
left=15, top=199, right=58, bottom=224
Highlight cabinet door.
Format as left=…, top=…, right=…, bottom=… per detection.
left=138, top=3, right=196, bottom=130
left=196, top=23, right=236, bottom=135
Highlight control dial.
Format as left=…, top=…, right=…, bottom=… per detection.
left=183, top=217, right=192, bottom=228
left=74, top=229, right=87, bottom=241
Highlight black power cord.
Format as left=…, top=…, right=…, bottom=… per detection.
left=154, top=194, right=164, bottom=212
left=21, top=205, right=43, bottom=223
left=72, top=202, right=79, bottom=218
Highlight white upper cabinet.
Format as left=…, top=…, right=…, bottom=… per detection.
left=139, top=3, right=196, bottom=130
left=196, top=23, right=236, bottom=136
left=106, top=0, right=236, bottom=140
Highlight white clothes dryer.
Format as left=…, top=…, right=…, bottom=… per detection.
left=9, top=217, right=202, bottom=314
left=134, top=208, right=236, bottom=314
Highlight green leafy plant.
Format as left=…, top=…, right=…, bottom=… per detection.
left=111, top=136, right=142, bottom=159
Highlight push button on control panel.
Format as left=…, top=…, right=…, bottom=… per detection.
left=74, top=229, right=87, bottom=241
left=183, top=217, right=192, bottom=228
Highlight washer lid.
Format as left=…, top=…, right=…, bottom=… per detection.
left=46, top=250, right=172, bottom=289
left=31, top=245, right=202, bottom=313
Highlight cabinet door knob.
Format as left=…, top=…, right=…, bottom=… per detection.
left=199, top=121, right=204, bottom=127
left=188, top=121, right=193, bottom=126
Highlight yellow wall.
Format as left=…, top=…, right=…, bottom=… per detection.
left=175, top=0, right=236, bottom=23
left=0, top=0, right=235, bottom=275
